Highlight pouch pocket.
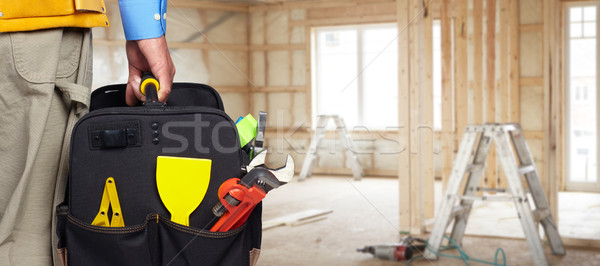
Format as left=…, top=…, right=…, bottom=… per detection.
left=56, top=204, right=262, bottom=266
left=57, top=207, right=157, bottom=266
left=158, top=217, right=249, bottom=266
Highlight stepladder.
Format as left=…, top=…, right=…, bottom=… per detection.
left=298, top=115, right=364, bottom=181
left=424, top=124, right=565, bottom=266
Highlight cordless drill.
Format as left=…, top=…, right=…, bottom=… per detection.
left=356, top=236, right=426, bottom=261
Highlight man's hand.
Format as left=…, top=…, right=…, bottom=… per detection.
left=125, top=35, right=176, bottom=106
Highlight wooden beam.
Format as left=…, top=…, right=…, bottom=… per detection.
left=485, top=0, right=497, bottom=191
left=520, top=23, right=544, bottom=32
left=423, top=0, right=435, bottom=220
left=440, top=0, right=453, bottom=192
left=495, top=0, right=510, bottom=190
left=520, top=77, right=544, bottom=86
left=251, top=86, right=307, bottom=92
left=473, top=0, right=483, bottom=125
left=543, top=0, right=560, bottom=225
left=397, top=0, right=412, bottom=233
left=169, top=0, right=249, bottom=12
left=289, top=14, right=397, bottom=27
left=509, top=0, right=520, bottom=123
left=249, top=44, right=305, bottom=51
left=409, top=0, right=424, bottom=234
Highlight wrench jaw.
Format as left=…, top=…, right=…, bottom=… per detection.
left=247, top=152, right=295, bottom=185
left=209, top=151, right=295, bottom=232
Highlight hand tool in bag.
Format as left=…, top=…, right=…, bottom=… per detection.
left=236, top=114, right=258, bottom=148
left=356, top=236, right=426, bottom=261
left=251, top=111, right=267, bottom=158
left=236, top=111, right=267, bottom=161
left=210, top=150, right=294, bottom=232
left=92, top=177, right=125, bottom=227
left=156, top=156, right=212, bottom=226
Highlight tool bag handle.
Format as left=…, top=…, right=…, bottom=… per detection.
left=140, top=72, right=163, bottom=107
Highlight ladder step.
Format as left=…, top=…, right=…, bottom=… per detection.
left=466, top=163, right=485, bottom=172
left=450, top=205, right=466, bottom=218
left=476, top=187, right=507, bottom=193
left=518, top=165, right=536, bottom=175
left=532, top=209, right=551, bottom=222
left=459, top=195, right=515, bottom=202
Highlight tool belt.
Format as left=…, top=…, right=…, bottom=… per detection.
left=55, top=83, right=261, bottom=265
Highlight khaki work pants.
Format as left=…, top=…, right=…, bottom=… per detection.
left=0, top=28, right=92, bottom=266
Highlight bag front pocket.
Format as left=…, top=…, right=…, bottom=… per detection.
left=62, top=212, right=158, bottom=266
left=158, top=217, right=250, bottom=266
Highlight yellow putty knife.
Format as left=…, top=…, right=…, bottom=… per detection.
left=156, top=156, right=212, bottom=226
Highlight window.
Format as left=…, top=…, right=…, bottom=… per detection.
left=312, top=24, right=398, bottom=129
left=565, top=4, right=600, bottom=191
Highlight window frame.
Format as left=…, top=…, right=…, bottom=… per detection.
left=564, top=1, right=600, bottom=192
left=311, top=23, right=399, bottom=130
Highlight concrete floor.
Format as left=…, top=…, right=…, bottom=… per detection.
left=257, top=176, right=600, bottom=266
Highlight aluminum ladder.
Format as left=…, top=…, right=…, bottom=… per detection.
left=298, top=115, right=364, bottom=181
left=424, top=124, right=565, bottom=266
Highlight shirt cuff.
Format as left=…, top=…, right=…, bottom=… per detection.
left=119, top=0, right=167, bottom=40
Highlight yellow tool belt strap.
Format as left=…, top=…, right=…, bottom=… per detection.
left=0, top=0, right=109, bottom=32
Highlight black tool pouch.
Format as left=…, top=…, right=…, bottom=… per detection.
left=56, top=83, right=262, bottom=266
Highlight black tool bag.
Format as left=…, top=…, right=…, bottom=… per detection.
left=56, top=83, right=262, bottom=266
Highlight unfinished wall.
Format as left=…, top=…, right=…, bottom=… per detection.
left=248, top=1, right=401, bottom=178
left=93, top=1, right=250, bottom=120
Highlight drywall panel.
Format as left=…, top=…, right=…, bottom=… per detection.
left=251, top=11, right=264, bottom=45
left=266, top=11, right=289, bottom=45
left=292, top=50, right=306, bottom=86
left=519, top=0, right=543, bottom=25
left=519, top=31, right=543, bottom=77
left=291, top=26, right=306, bottom=44
left=208, top=50, right=248, bottom=86
left=171, top=49, right=209, bottom=83
left=165, top=8, right=204, bottom=42
left=252, top=52, right=266, bottom=86
left=293, top=92, right=308, bottom=124
left=267, top=51, right=290, bottom=86
left=252, top=92, right=267, bottom=114
left=290, top=9, right=306, bottom=21
left=527, top=137, right=543, bottom=163
left=207, top=11, right=248, bottom=44
left=520, top=85, right=543, bottom=131
left=221, top=93, right=248, bottom=121
left=267, top=92, right=293, bottom=128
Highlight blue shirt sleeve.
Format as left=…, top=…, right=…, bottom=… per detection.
left=118, top=0, right=167, bottom=40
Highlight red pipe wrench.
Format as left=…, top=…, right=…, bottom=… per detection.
left=210, top=151, right=294, bottom=232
